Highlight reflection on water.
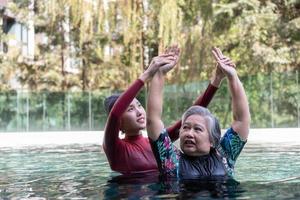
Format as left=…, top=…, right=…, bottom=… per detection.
left=105, top=174, right=243, bottom=199
left=0, top=143, right=299, bottom=199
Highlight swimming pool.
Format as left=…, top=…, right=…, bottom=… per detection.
left=0, top=140, right=299, bottom=200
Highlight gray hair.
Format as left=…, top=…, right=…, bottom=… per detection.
left=181, top=106, right=221, bottom=148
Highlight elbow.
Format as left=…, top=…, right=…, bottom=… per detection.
left=245, top=118, right=251, bottom=129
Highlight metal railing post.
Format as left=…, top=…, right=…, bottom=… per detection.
left=89, top=91, right=92, bottom=130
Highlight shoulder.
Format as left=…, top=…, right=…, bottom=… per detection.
left=217, top=127, right=247, bottom=167
left=149, top=129, right=170, bottom=143
left=150, top=129, right=178, bottom=153
left=222, top=127, right=247, bottom=143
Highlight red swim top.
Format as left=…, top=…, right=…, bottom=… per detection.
left=103, top=79, right=218, bottom=174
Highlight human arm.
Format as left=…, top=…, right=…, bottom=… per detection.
left=147, top=47, right=180, bottom=141
left=146, top=71, right=166, bottom=141
left=103, top=55, right=175, bottom=166
left=212, top=47, right=250, bottom=141
left=227, top=72, right=250, bottom=140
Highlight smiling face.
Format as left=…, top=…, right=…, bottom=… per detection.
left=120, top=98, right=146, bottom=136
left=179, top=114, right=212, bottom=156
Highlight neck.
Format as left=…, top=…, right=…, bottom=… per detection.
left=125, top=130, right=143, bottom=137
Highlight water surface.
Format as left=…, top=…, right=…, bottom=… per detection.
left=0, top=143, right=299, bottom=199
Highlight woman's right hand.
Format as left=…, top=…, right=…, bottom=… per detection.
left=140, top=52, right=178, bottom=83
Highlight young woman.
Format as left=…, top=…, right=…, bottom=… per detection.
left=103, top=47, right=224, bottom=175
left=146, top=47, right=250, bottom=179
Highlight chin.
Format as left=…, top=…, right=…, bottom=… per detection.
left=182, top=147, right=195, bottom=155
left=136, top=127, right=145, bottom=132
left=183, top=147, right=209, bottom=157
left=139, top=124, right=146, bottom=129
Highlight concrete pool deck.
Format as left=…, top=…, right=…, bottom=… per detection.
left=0, top=128, right=299, bottom=148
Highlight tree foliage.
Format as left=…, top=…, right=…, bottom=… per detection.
left=0, top=0, right=299, bottom=130
left=1, top=0, right=299, bottom=91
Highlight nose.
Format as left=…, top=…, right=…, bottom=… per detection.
left=136, top=107, right=142, bottom=116
left=185, top=129, right=194, bottom=138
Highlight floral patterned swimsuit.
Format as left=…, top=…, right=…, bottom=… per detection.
left=150, top=127, right=246, bottom=179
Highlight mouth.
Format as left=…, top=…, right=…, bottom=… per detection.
left=184, top=140, right=195, bottom=147
left=137, top=117, right=145, bottom=123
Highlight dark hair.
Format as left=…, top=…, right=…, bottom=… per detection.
left=104, top=94, right=121, bottom=115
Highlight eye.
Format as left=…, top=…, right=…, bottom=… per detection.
left=194, top=126, right=203, bottom=133
left=195, top=127, right=202, bottom=131
left=127, top=107, right=134, bottom=112
left=182, top=125, right=190, bottom=130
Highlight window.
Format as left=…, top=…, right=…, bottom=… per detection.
left=3, top=16, right=29, bottom=55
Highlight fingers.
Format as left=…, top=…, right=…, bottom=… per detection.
left=222, top=57, right=236, bottom=68
left=212, top=49, right=220, bottom=62
left=152, top=59, right=171, bottom=67
left=212, top=47, right=225, bottom=60
left=159, top=61, right=177, bottom=74
left=151, top=55, right=176, bottom=66
left=212, top=47, right=236, bottom=68
left=149, top=45, right=180, bottom=75
left=157, top=45, right=180, bottom=67
left=221, top=56, right=236, bottom=68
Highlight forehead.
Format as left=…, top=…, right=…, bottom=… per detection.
left=184, top=114, right=207, bottom=126
left=129, top=98, right=141, bottom=106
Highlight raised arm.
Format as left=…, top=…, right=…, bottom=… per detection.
left=146, top=71, right=165, bottom=141
left=226, top=71, right=250, bottom=140
left=103, top=54, right=175, bottom=165
left=147, top=47, right=180, bottom=141
left=212, top=47, right=250, bottom=140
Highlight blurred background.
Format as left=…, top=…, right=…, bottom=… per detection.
left=0, top=0, right=299, bottom=132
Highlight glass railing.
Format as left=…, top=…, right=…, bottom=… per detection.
left=163, top=70, right=300, bottom=129
left=0, top=71, right=299, bottom=132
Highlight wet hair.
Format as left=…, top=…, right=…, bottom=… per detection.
left=104, top=94, right=121, bottom=115
left=181, top=106, right=221, bottom=148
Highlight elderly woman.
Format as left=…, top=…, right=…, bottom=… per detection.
left=146, top=47, right=250, bottom=179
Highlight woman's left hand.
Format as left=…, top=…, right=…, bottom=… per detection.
left=159, top=45, right=180, bottom=74
left=212, top=47, right=237, bottom=79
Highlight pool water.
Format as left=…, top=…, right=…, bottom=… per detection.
left=0, top=143, right=299, bottom=199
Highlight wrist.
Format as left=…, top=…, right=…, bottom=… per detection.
left=226, top=73, right=239, bottom=83
left=139, top=71, right=151, bottom=83
left=211, top=76, right=224, bottom=87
